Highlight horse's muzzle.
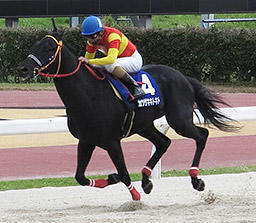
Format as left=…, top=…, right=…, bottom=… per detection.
left=17, top=63, right=38, bottom=80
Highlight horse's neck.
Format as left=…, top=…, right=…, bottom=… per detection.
left=53, top=50, right=104, bottom=108
left=58, top=46, right=78, bottom=74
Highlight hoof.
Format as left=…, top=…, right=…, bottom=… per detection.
left=142, top=180, right=153, bottom=194
left=191, top=177, right=205, bottom=191
left=108, top=173, right=120, bottom=185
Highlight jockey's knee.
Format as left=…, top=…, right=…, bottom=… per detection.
left=104, top=64, right=116, bottom=73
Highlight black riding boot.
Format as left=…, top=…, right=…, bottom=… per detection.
left=120, top=73, right=145, bottom=99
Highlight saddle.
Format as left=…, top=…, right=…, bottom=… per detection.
left=87, top=65, right=162, bottom=138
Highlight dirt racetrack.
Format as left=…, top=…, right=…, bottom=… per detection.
left=1, top=172, right=256, bottom=223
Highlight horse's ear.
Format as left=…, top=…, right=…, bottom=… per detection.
left=50, top=18, right=63, bottom=40
left=51, top=18, right=58, bottom=32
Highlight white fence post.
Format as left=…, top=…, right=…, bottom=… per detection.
left=70, top=17, right=79, bottom=27
left=5, top=18, right=19, bottom=28
left=202, top=14, right=214, bottom=28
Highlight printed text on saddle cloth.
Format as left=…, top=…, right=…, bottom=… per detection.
left=107, top=70, right=162, bottom=107
left=134, top=71, right=161, bottom=108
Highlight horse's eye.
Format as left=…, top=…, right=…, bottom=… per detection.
left=43, top=46, right=52, bottom=51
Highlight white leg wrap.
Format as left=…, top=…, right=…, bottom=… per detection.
left=143, top=166, right=152, bottom=173
left=127, top=183, right=134, bottom=191
left=190, top=167, right=199, bottom=171
left=89, top=179, right=95, bottom=187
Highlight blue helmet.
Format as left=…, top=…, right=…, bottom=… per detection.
left=81, top=16, right=104, bottom=36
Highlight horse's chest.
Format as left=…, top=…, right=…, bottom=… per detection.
left=67, top=107, right=123, bottom=139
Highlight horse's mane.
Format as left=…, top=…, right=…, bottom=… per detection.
left=63, top=40, right=77, bottom=56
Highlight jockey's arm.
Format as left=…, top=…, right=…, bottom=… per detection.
left=87, top=48, right=119, bottom=66
left=85, top=51, right=96, bottom=59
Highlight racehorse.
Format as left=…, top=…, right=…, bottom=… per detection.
left=17, top=33, right=238, bottom=201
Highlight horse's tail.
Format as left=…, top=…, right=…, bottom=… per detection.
left=186, top=76, right=239, bottom=132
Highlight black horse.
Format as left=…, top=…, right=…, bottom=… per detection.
left=18, top=34, right=237, bottom=201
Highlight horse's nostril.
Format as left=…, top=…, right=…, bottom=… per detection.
left=22, top=67, right=28, bottom=73
left=18, top=66, right=28, bottom=73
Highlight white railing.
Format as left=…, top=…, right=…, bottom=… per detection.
left=1, top=106, right=255, bottom=136
left=0, top=106, right=255, bottom=179
left=0, top=117, right=68, bottom=135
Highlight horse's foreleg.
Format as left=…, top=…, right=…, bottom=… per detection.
left=139, top=126, right=171, bottom=194
left=107, top=141, right=141, bottom=200
left=75, top=140, right=95, bottom=186
left=74, top=140, right=113, bottom=188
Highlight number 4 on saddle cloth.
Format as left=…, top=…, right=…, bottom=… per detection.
left=107, top=70, right=162, bottom=138
left=107, top=70, right=162, bottom=109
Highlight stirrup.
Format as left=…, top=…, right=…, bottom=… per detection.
left=132, top=88, right=145, bottom=100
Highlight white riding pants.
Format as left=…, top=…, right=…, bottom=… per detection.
left=92, top=50, right=143, bottom=73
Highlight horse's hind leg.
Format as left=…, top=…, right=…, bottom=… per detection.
left=75, top=140, right=120, bottom=188
left=107, top=140, right=141, bottom=200
left=138, top=124, right=171, bottom=194
left=167, top=117, right=209, bottom=191
left=189, top=126, right=209, bottom=191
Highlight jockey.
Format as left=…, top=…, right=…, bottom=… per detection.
left=79, top=15, right=145, bottom=99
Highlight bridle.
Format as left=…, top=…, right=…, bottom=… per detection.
left=28, top=35, right=63, bottom=78
left=27, top=35, right=105, bottom=80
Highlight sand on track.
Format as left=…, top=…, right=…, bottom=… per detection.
left=1, top=172, right=256, bottom=223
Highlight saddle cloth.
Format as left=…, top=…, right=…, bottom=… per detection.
left=107, top=70, right=162, bottom=108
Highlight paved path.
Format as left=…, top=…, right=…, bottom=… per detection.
left=0, top=91, right=255, bottom=181
left=0, top=90, right=63, bottom=108
left=1, top=134, right=256, bottom=181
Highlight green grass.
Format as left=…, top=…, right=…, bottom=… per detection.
left=0, top=82, right=55, bottom=91
left=1, top=13, right=256, bottom=29
left=1, top=166, right=255, bottom=191
left=153, top=13, right=256, bottom=29
left=0, top=17, right=70, bottom=29
left=162, top=165, right=256, bottom=177
left=213, top=13, right=256, bottom=29
left=153, top=15, right=201, bottom=28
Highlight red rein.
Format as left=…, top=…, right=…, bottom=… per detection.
left=38, top=61, right=105, bottom=81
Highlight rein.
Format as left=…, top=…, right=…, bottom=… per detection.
left=29, top=35, right=105, bottom=80
left=38, top=60, right=82, bottom=78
